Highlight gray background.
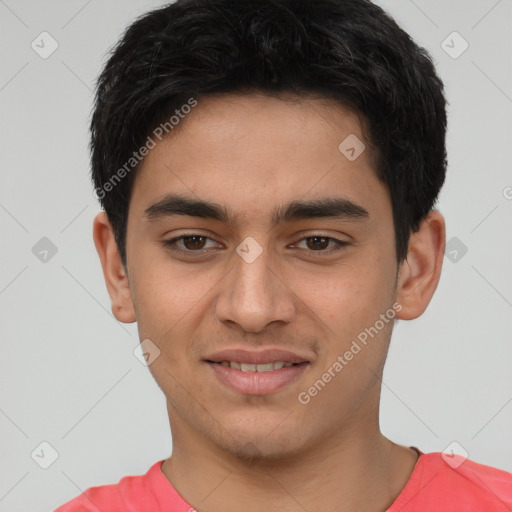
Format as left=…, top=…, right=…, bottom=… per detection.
left=0, top=0, right=511, bottom=510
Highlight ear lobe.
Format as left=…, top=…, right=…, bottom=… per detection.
left=93, top=211, right=136, bottom=323
left=395, top=210, right=446, bottom=321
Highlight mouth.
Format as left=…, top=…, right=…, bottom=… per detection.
left=205, top=359, right=310, bottom=396
left=203, top=347, right=312, bottom=395
left=207, top=360, right=307, bottom=372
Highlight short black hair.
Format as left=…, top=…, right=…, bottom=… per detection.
left=91, top=0, right=447, bottom=266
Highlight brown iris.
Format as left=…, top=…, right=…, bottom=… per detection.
left=305, top=236, right=330, bottom=250
left=182, top=235, right=207, bottom=250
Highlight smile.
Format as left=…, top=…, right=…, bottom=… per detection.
left=206, top=360, right=310, bottom=395
left=210, top=361, right=302, bottom=372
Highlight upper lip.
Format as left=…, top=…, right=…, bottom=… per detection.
left=204, top=347, right=311, bottom=365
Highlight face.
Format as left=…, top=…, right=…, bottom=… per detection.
left=98, top=93, right=441, bottom=461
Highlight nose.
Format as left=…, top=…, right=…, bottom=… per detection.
left=215, top=244, right=296, bottom=333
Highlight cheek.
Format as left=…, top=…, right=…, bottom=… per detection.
left=130, top=257, right=221, bottom=341
left=292, top=256, right=394, bottom=329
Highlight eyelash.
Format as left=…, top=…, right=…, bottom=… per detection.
left=162, top=233, right=350, bottom=256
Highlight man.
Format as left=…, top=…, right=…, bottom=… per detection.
left=55, top=0, right=512, bottom=510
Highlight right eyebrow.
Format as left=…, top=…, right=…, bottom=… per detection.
left=145, top=194, right=235, bottom=223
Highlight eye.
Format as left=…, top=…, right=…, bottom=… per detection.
left=162, top=233, right=350, bottom=257
left=163, top=234, right=222, bottom=254
left=293, top=235, right=350, bottom=253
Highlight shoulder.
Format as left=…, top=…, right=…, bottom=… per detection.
left=389, top=451, right=512, bottom=511
left=53, top=460, right=168, bottom=511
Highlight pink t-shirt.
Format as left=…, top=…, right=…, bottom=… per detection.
left=54, top=447, right=512, bottom=511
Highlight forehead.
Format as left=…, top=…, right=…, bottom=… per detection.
left=130, top=93, right=389, bottom=225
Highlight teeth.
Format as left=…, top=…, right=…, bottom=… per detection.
left=218, top=361, right=298, bottom=372
left=254, top=363, right=273, bottom=372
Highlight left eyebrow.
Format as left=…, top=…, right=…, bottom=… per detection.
left=273, top=197, right=370, bottom=224
left=144, top=194, right=370, bottom=226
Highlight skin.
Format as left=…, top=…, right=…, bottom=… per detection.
left=94, top=93, right=445, bottom=512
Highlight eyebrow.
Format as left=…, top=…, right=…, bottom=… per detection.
left=144, top=194, right=370, bottom=225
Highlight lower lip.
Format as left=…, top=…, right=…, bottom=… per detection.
left=207, top=362, right=310, bottom=396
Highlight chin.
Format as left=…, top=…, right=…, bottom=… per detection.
left=230, top=439, right=299, bottom=464
left=213, top=425, right=307, bottom=464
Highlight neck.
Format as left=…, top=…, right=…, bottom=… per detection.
left=161, top=411, right=418, bottom=512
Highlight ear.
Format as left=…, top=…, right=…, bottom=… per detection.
left=395, top=209, right=446, bottom=320
left=93, top=211, right=136, bottom=323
